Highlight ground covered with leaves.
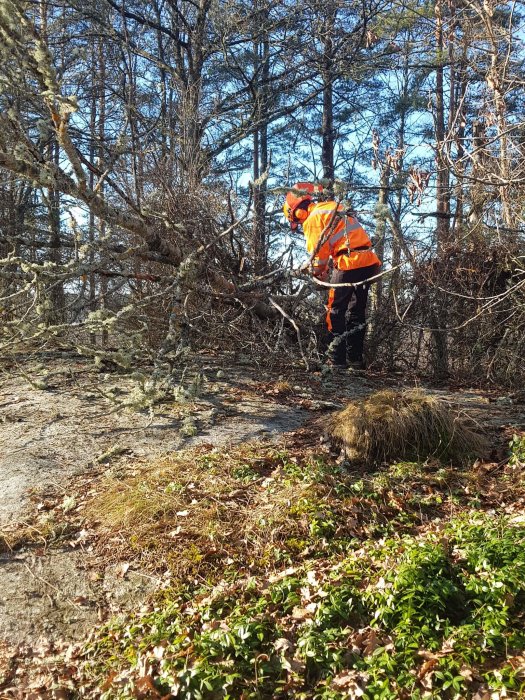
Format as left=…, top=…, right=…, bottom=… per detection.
left=2, top=357, right=525, bottom=699
left=79, top=430, right=525, bottom=700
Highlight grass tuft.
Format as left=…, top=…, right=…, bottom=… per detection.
left=85, top=444, right=361, bottom=579
left=325, top=389, right=488, bottom=466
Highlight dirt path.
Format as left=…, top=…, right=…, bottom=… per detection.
left=0, top=356, right=524, bottom=693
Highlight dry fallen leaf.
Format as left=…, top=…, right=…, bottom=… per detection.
left=418, top=658, right=438, bottom=678
left=362, top=629, right=380, bottom=656
left=73, top=595, right=90, bottom=606
left=472, top=689, right=491, bottom=700
left=152, top=644, right=166, bottom=660
left=268, top=567, right=297, bottom=583
left=418, top=658, right=438, bottom=690
left=291, top=606, right=312, bottom=620
left=332, top=669, right=368, bottom=697
left=459, top=664, right=474, bottom=682
left=134, top=674, right=162, bottom=698
left=274, top=638, right=293, bottom=653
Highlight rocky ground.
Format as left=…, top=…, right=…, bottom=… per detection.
left=0, top=353, right=523, bottom=696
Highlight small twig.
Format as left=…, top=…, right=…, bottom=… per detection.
left=22, top=561, right=85, bottom=609
left=268, top=297, right=309, bottom=371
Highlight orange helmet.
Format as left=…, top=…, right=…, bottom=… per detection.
left=283, top=182, right=323, bottom=230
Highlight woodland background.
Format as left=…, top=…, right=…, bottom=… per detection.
left=0, top=0, right=524, bottom=385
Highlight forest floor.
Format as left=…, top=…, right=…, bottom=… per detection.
left=0, top=352, right=524, bottom=698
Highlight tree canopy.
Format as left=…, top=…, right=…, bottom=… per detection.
left=1, top=0, right=524, bottom=384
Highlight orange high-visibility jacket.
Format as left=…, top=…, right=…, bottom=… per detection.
left=303, top=201, right=381, bottom=277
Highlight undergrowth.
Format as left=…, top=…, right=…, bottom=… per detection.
left=86, top=445, right=366, bottom=578
left=81, top=437, right=525, bottom=699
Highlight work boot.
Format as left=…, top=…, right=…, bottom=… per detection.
left=346, top=324, right=366, bottom=367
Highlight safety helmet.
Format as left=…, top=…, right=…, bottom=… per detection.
left=283, top=182, right=323, bottom=230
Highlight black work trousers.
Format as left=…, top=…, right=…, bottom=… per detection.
left=325, top=264, right=379, bottom=366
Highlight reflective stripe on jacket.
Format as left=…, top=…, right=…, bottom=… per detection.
left=303, top=201, right=381, bottom=275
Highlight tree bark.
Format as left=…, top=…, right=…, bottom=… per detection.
left=320, top=8, right=336, bottom=183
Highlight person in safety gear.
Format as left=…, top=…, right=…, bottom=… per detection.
left=284, top=183, right=381, bottom=369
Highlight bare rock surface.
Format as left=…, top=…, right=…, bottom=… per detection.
left=0, top=362, right=310, bottom=529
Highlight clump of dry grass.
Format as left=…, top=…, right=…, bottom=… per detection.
left=326, top=389, right=488, bottom=467
left=0, top=520, right=73, bottom=553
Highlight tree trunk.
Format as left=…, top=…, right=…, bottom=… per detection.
left=434, top=0, right=451, bottom=253
left=321, top=9, right=336, bottom=183
left=40, top=1, right=64, bottom=324
left=432, top=0, right=450, bottom=379
left=252, top=11, right=270, bottom=274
